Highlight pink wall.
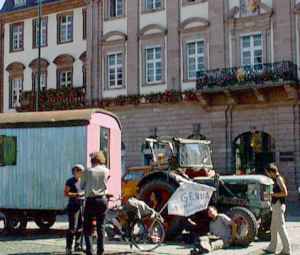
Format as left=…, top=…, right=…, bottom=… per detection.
left=87, top=113, right=122, bottom=199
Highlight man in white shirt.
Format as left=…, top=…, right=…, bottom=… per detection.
left=81, top=151, right=109, bottom=255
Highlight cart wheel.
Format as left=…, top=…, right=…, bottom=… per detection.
left=0, top=212, right=7, bottom=235
left=35, top=216, right=56, bottom=230
left=6, top=217, right=27, bottom=232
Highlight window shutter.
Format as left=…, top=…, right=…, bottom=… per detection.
left=33, top=19, right=36, bottom=48
left=0, top=136, right=4, bottom=165
left=9, top=24, right=13, bottom=52
left=56, top=70, right=60, bottom=88
left=57, top=15, right=60, bottom=44
left=3, top=136, right=17, bottom=165
left=70, top=15, right=74, bottom=41
left=9, top=79, right=12, bottom=109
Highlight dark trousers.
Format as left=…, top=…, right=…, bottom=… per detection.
left=84, top=196, right=107, bottom=255
left=66, top=202, right=83, bottom=249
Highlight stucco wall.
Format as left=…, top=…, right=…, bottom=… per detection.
left=3, top=7, right=87, bottom=112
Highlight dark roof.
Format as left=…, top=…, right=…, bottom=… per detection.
left=0, top=0, right=60, bottom=14
left=0, top=109, right=122, bottom=129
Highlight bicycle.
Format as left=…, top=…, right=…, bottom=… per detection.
left=103, top=195, right=166, bottom=252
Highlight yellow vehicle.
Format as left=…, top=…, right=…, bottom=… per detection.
left=122, top=166, right=152, bottom=202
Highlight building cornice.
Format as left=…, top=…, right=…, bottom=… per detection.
left=0, top=0, right=86, bottom=23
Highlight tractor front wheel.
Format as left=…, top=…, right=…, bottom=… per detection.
left=228, top=207, right=258, bottom=247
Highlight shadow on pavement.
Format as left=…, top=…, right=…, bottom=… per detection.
left=0, top=229, right=66, bottom=241
left=9, top=253, right=144, bottom=255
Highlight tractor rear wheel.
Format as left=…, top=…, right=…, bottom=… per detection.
left=138, top=179, right=182, bottom=240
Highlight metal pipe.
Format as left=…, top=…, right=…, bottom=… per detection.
left=225, top=106, right=230, bottom=173
left=36, top=0, right=42, bottom=111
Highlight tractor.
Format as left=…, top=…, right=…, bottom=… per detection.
left=123, top=137, right=272, bottom=245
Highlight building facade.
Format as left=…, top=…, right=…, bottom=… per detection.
left=1, top=0, right=300, bottom=200
left=84, top=0, right=300, bottom=200
left=0, top=0, right=87, bottom=112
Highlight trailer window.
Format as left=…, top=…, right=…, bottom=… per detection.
left=0, top=136, right=17, bottom=166
left=100, top=127, right=110, bottom=168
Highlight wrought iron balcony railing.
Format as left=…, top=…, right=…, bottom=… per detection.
left=196, top=61, right=298, bottom=90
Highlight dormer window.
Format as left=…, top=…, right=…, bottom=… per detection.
left=14, top=0, right=26, bottom=7
left=240, top=0, right=260, bottom=17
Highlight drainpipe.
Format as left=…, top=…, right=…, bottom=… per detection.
left=297, top=103, right=300, bottom=196
left=229, top=105, right=234, bottom=172
left=225, top=105, right=230, bottom=173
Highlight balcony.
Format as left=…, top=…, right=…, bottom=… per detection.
left=18, top=87, right=86, bottom=112
left=196, top=61, right=298, bottom=91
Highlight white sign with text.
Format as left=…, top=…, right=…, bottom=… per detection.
left=168, top=182, right=215, bottom=217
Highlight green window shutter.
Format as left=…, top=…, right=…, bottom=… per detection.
left=0, top=136, right=4, bottom=165
left=3, top=136, right=17, bottom=165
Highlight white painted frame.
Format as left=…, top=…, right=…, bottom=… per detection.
left=186, top=39, right=205, bottom=80
left=59, top=15, right=73, bottom=43
left=240, top=32, right=263, bottom=67
left=145, top=0, right=162, bottom=10
left=59, top=70, right=73, bottom=87
left=10, top=78, right=23, bottom=109
left=12, top=24, right=23, bottom=50
left=144, top=45, right=162, bottom=84
left=107, top=51, right=124, bottom=89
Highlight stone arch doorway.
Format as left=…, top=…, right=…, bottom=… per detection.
left=233, top=129, right=275, bottom=175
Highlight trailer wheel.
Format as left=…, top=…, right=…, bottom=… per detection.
left=6, top=217, right=27, bottom=232
left=228, top=207, right=258, bottom=247
left=35, top=216, right=56, bottom=230
left=0, top=212, right=7, bottom=234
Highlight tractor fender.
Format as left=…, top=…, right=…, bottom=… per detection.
left=137, top=171, right=181, bottom=191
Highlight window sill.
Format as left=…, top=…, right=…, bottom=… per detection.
left=183, top=79, right=197, bottom=83
left=104, top=86, right=126, bottom=91
left=33, top=44, right=48, bottom=49
left=104, top=15, right=126, bottom=22
left=57, top=40, right=73, bottom=45
left=10, top=48, right=24, bottom=53
left=142, top=8, right=164, bottom=14
left=182, top=0, right=207, bottom=7
left=142, top=81, right=165, bottom=87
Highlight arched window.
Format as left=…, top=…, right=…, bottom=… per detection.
left=53, top=54, right=75, bottom=88
left=29, top=58, right=49, bottom=91
left=6, top=62, right=25, bottom=109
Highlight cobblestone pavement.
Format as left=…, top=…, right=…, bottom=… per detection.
left=0, top=216, right=299, bottom=255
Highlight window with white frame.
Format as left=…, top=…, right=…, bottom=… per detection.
left=107, top=53, right=123, bottom=88
left=9, top=78, right=23, bottom=109
left=58, top=14, right=73, bottom=43
left=33, top=17, right=47, bottom=48
left=241, top=34, right=263, bottom=67
left=10, top=23, right=24, bottom=52
left=186, top=41, right=205, bottom=80
left=58, top=70, right=73, bottom=87
left=14, top=0, right=25, bottom=7
left=33, top=72, right=47, bottom=90
left=145, top=0, right=161, bottom=10
left=145, top=47, right=162, bottom=84
left=109, top=0, right=123, bottom=18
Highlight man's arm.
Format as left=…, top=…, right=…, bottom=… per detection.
left=64, top=184, right=80, bottom=198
